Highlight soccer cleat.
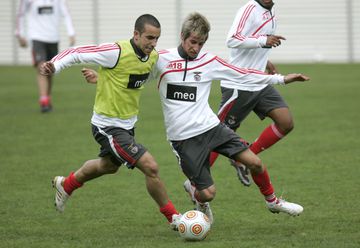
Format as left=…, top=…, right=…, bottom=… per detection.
left=230, top=159, right=251, bottom=187
left=52, top=176, right=69, bottom=213
left=169, top=213, right=182, bottom=231
left=266, top=198, right=303, bottom=216
left=39, top=98, right=52, bottom=113
left=196, top=202, right=213, bottom=224
left=40, top=104, right=52, bottom=113
left=183, top=179, right=196, bottom=204
left=183, top=179, right=214, bottom=224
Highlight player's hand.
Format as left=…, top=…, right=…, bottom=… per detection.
left=266, top=35, right=286, bottom=48
left=17, top=37, right=28, bottom=48
left=40, top=61, right=55, bottom=76
left=284, top=74, right=310, bottom=84
left=81, top=68, right=98, bottom=84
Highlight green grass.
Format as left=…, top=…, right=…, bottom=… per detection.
left=0, top=64, right=359, bottom=248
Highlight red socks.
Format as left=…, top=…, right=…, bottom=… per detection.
left=251, top=167, right=275, bottom=197
left=160, top=200, right=179, bottom=222
left=250, top=124, right=285, bottom=155
left=63, top=172, right=83, bottom=195
left=39, top=96, right=51, bottom=106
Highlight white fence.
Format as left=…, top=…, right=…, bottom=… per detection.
left=1, top=0, right=359, bottom=65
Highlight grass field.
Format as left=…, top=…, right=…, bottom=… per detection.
left=0, top=64, right=359, bottom=248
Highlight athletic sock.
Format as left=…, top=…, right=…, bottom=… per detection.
left=39, top=95, right=50, bottom=106
left=250, top=124, right=285, bottom=155
left=251, top=167, right=275, bottom=197
left=265, top=194, right=277, bottom=203
left=160, top=200, right=179, bottom=222
left=63, top=172, right=83, bottom=195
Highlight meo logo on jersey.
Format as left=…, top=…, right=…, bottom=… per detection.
left=127, top=73, right=150, bottom=89
left=38, top=6, right=54, bottom=15
left=166, top=84, right=197, bottom=102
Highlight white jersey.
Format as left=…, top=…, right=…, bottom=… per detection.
left=15, top=0, right=75, bottom=43
left=222, top=0, right=277, bottom=91
left=153, top=47, right=284, bottom=141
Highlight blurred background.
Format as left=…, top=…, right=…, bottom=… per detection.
left=1, top=2, right=360, bottom=247
left=1, top=0, right=359, bottom=65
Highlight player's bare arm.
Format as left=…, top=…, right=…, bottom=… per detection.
left=284, top=74, right=310, bottom=84
left=266, top=60, right=278, bottom=74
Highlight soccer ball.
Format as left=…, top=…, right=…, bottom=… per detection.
left=178, top=210, right=211, bottom=241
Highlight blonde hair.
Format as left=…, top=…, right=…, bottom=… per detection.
left=181, top=12, right=211, bottom=41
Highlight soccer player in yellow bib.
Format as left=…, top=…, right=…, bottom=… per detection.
left=40, top=14, right=181, bottom=230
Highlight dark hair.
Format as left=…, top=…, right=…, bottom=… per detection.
left=134, top=14, right=161, bottom=34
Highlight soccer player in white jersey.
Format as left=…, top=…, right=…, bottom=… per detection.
left=39, top=14, right=181, bottom=230
left=153, top=12, right=308, bottom=223
left=15, top=0, right=76, bottom=113
left=209, top=0, right=296, bottom=186
left=83, top=12, right=308, bottom=225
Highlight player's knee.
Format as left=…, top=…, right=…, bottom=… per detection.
left=142, top=160, right=160, bottom=178
left=200, top=186, right=216, bottom=202
left=277, top=118, right=294, bottom=134
left=147, top=164, right=159, bottom=178
left=283, top=121, right=294, bottom=134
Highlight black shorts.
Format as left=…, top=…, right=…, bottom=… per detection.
left=31, top=40, right=58, bottom=66
left=218, top=85, right=288, bottom=130
left=170, top=123, right=248, bottom=190
left=92, top=125, right=147, bottom=169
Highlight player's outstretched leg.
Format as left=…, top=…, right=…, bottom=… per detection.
left=183, top=179, right=214, bottom=224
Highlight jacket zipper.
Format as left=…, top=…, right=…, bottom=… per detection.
left=183, top=58, right=188, bottom=81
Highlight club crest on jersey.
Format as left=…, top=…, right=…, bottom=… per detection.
left=194, top=72, right=202, bottom=81
left=263, top=12, right=271, bottom=20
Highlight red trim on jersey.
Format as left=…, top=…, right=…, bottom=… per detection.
left=51, top=44, right=119, bottom=62
left=252, top=16, right=275, bottom=36
left=215, top=57, right=267, bottom=75
left=157, top=55, right=268, bottom=88
left=165, top=53, right=208, bottom=64
left=158, top=49, right=170, bottom=54
left=157, top=55, right=216, bottom=88
left=235, top=4, right=256, bottom=37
